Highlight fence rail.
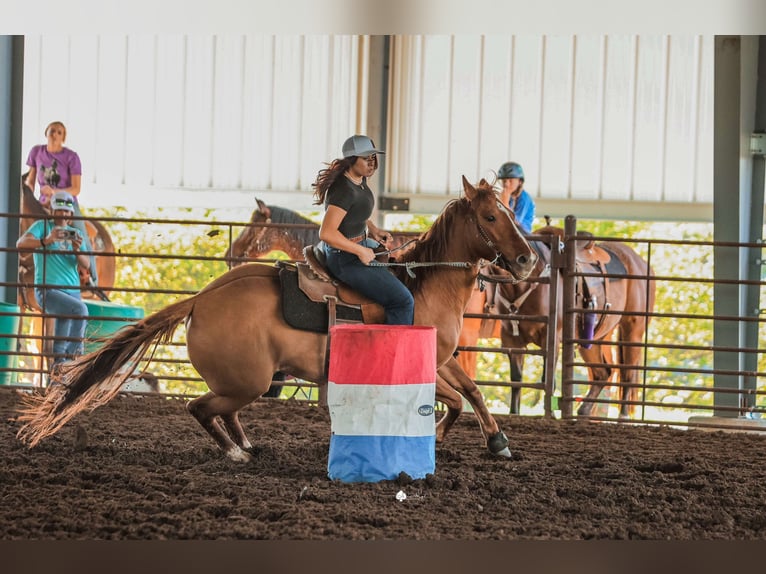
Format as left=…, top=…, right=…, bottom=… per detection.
left=2, top=209, right=765, bottom=433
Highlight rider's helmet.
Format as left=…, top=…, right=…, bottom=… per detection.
left=497, top=161, right=525, bottom=181
left=50, top=191, right=76, bottom=214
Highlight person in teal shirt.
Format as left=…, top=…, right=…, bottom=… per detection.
left=16, top=191, right=90, bottom=373
left=497, top=161, right=535, bottom=234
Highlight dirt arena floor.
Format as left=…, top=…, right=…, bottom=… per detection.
left=2, top=386, right=766, bottom=541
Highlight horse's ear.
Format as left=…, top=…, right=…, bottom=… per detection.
left=462, top=175, right=477, bottom=201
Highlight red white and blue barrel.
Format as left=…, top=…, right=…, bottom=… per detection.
left=326, top=324, right=437, bottom=482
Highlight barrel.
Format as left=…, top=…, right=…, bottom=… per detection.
left=0, top=302, right=20, bottom=385
left=326, top=324, right=437, bottom=483
left=84, top=300, right=145, bottom=353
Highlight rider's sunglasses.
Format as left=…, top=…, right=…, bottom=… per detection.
left=364, top=154, right=377, bottom=163
left=53, top=199, right=74, bottom=208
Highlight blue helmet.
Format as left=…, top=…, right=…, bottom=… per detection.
left=497, top=161, right=524, bottom=181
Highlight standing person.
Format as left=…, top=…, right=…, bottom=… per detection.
left=25, top=121, right=98, bottom=285
left=313, top=134, right=414, bottom=325
left=497, top=161, right=536, bottom=234
left=16, top=191, right=90, bottom=372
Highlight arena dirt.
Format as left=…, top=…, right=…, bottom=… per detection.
left=2, top=388, right=766, bottom=540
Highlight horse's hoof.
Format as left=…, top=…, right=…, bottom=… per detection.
left=225, top=446, right=253, bottom=463
left=487, top=431, right=511, bottom=459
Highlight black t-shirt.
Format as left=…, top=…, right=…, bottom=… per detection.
left=324, top=176, right=374, bottom=238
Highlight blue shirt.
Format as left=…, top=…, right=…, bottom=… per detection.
left=27, top=219, right=83, bottom=296
left=511, top=189, right=535, bottom=234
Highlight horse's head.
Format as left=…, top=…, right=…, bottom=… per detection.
left=252, top=198, right=272, bottom=223
left=461, top=176, right=537, bottom=281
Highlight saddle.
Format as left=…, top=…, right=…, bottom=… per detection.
left=277, top=244, right=386, bottom=334
left=574, top=242, right=627, bottom=345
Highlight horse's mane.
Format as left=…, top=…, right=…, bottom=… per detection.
left=260, top=204, right=320, bottom=246
left=262, top=205, right=317, bottom=227
left=395, top=196, right=473, bottom=291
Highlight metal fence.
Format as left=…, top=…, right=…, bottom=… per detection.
left=2, top=209, right=765, bottom=432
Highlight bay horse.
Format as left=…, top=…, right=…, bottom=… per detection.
left=226, top=197, right=491, bottom=382
left=17, top=177, right=537, bottom=462
left=490, top=225, right=656, bottom=418
left=18, top=177, right=116, bottom=375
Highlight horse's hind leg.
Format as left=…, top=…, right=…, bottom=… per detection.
left=576, top=343, right=612, bottom=418
left=186, top=392, right=255, bottom=462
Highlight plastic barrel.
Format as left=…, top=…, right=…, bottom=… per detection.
left=0, top=302, right=20, bottom=385
left=326, top=324, right=437, bottom=483
left=84, top=300, right=145, bottom=353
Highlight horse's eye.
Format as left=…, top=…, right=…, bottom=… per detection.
left=485, top=215, right=496, bottom=222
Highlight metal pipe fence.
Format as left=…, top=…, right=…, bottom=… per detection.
left=2, top=209, right=765, bottom=432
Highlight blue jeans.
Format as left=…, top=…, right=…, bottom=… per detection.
left=324, top=239, right=414, bottom=325
left=35, top=288, right=89, bottom=363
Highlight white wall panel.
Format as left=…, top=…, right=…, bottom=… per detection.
left=570, top=36, right=604, bottom=200
left=509, top=36, right=544, bottom=191
left=478, top=36, right=512, bottom=181
left=447, top=36, right=482, bottom=190
left=123, top=36, right=156, bottom=188
left=22, top=34, right=360, bottom=208
left=418, top=36, right=452, bottom=194
left=632, top=35, right=667, bottom=202
left=388, top=34, right=714, bottom=220
left=20, top=34, right=713, bottom=219
left=539, top=35, right=574, bottom=199
left=600, top=35, right=636, bottom=201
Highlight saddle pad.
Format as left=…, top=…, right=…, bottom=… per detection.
left=599, top=246, right=628, bottom=279
left=278, top=266, right=363, bottom=333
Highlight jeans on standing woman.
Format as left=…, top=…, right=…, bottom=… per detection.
left=35, top=288, right=89, bottom=365
left=323, top=239, right=415, bottom=325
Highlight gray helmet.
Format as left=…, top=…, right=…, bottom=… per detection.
left=497, top=161, right=524, bottom=181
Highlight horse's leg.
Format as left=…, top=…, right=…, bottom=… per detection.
left=437, top=356, right=511, bottom=458
left=186, top=392, right=257, bottom=462
left=617, top=319, right=647, bottom=419
left=576, top=342, right=612, bottom=417
left=509, top=352, right=524, bottom=415
left=434, top=375, right=464, bottom=444
left=219, top=412, right=252, bottom=450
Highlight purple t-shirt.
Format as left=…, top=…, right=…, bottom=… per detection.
left=26, top=144, right=82, bottom=204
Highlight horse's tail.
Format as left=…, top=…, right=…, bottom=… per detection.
left=16, top=295, right=198, bottom=448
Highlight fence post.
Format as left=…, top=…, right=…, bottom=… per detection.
left=543, top=232, right=563, bottom=417
left=560, top=215, right=578, bottom=418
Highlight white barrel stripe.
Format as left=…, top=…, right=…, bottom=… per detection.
left=327, top=382, right=436, bottom=437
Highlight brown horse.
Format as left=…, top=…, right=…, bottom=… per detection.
left=18, top=178, right=117, bottom=376
left=17, top=177, right=537, bottom=462
left=490, top=226, right=656, bottom=418
left=226, top=197, right=491, bottom=381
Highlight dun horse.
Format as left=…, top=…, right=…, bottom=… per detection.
left=487, top=226, right=656, bottom=418
left=17, top=177, right=537, bottom=462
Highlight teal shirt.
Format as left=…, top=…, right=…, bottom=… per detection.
left=27, top=219, right=83, bottom=296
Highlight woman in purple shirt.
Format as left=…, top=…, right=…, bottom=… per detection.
left=25, top=121, right=97, bottom=284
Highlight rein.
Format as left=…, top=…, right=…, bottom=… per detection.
left=371, top=237, right=473, bottom=278
left=369, top=259, right=473, bottom=278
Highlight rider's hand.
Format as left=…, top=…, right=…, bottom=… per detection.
left=40, top=186, right=55, bottom=203
left=356, top=246, right=377, bottom=265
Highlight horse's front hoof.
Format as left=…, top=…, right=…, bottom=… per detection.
left=487, top=431, right=512, bottom=459
left=225, top=446, right=253, bottom=463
